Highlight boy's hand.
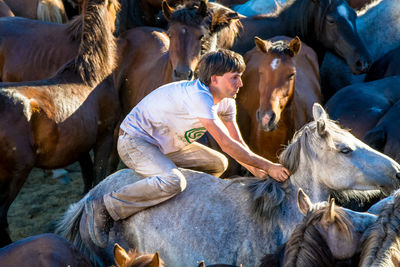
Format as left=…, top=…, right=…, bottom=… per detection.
left=267, top=163, right=290, bottom=182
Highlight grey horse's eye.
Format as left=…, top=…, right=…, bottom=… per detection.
left=340, top=146, right=352, bottom=154
left=326, top=16, right=336, bottom=24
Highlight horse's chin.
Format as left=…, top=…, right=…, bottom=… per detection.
left=259, top=123, right=277, bottom=132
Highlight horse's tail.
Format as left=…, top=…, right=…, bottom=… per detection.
left=56, top=200, right=85, bottom=246
left=56, top=197, right=105, bottom=266
left=37, top=0, right=68, bottom=24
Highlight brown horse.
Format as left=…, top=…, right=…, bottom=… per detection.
left=0, top=0, right=121, bottom=247
left=231, top=0, right=370, bottom=75
left=113, top=243, right=164, bottom=267
left=4, top=0, right=68, bottom=23
left=237, top=36, right=321, bottom=161
left=360, top=189, right=400, bottom=267
left=115, top=0, right=241, bottom=116
left=0, top=233, right=93, bottom=266
left=0, top=0, right=13, bottom=17
left=261, top=189, right=361, bottom=267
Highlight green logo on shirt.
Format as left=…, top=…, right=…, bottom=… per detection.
left=184, top=127, right=206, bottom=143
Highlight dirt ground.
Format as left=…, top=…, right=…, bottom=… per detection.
left=8, top=162, right=85, bottom=242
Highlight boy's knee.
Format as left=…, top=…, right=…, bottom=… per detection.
left=211, top=155, right=228, bottom=177
left=162, top=170, right=187, bottom=193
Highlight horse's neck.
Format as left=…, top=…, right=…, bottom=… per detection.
left=290, top=167, right=330, bottom=203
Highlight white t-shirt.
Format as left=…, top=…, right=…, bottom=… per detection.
left=120, top=79, right=236, bottom=154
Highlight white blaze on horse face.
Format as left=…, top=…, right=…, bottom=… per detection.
left=337, top=4, right=355, bottom=32
left=270, top=58, right=281, bottom=70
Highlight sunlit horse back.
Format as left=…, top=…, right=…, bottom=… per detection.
left=237, top=36, right=321, bottom=161
left=57, top=103, right=400, bottom=266
left=231, top=0, right=370, bottom=75
left=0, top=0, right=121, bottom=247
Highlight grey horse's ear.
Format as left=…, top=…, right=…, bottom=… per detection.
left=297, top=188, right=312, bottom=215
left=198, top=261, right=206, bottom=267
left=313, top=103, right=328, bottom=136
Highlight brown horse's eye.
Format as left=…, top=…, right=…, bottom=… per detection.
left=288, top=73, right=296, bottom=80
left=198, top=34, right=204, bottom=40
left=326, top=16, right=336, bottom=24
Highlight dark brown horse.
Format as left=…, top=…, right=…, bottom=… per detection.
left=0, top=233, right=93, bottom=266
left=363, top=99, right=400, bottom=163
left=0, top=0, right=120, bottom=247
left=0, top=0, right=13, bottom=17
left=325, top=76, right=400, bottom=139
left=115, top=0, right=241, bottom=116
left=237, top=36, right=321, bottom=161
left=4, top=0, right=68, bottom=23
left=113, top=243, right=164, bottom=267
left=364, top=46, right=400, bottom=82
left=231, top=0, right=370, bottom=75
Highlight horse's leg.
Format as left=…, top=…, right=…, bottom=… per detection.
left=106, top=121, right=121, bottom=176
left=93, top=132, right=114, bottom=185
left=0, top=167, right=32, bottom=247
left=79, top=152, right=94, bottom=193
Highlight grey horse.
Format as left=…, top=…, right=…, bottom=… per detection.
left=57, top=103, right=400, bottom=267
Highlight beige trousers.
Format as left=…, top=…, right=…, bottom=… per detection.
left=103, top=134, right=228, bottom=220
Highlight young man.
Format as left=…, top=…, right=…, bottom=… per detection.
left=85, top=49, right=290, bottom=247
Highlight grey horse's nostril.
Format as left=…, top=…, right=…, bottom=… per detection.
left=396, top=173, right=400, bottom=180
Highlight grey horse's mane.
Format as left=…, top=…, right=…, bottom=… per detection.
left=360, top=190, right=400, bottom=267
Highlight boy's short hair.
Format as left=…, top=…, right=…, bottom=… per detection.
left=195, top=49, right=245, bottom=86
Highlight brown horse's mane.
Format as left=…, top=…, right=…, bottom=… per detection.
left=58, top=0, right=120, bottom=86
left=282, top=205, right=353, bottom=267
left=360, top=190, right=400, bottom=266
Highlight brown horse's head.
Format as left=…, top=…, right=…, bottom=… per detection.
left=162, top=0, right=240, bottom=81
left=253, top=36, right=301, bottom=132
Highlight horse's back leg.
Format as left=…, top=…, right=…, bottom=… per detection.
left=79, top=153, right=94, bottom=193
left=93, top=132, right=114, bottom=185
left=0, top=167, right=33, bottom=247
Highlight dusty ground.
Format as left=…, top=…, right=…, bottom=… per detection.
left=8, top=162, right=85, bottom=241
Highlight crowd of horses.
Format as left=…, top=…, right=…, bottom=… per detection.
left=1, top=0, right=400, bottom=266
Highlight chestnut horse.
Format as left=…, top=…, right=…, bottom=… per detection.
left=237, top=36, right=321, bottom=161
left=115, top=0, right=241, bottom=116
left=4, top=0, right=68, bottom=23
left=113, top=243, right=164, bottom=267
left=0, top=0, right=13, bottom=17
left=231, top=0, right=370, bottom=75
left=0, top=0, right=120, bottom=247
left=0, top=233, right=93, bottom=266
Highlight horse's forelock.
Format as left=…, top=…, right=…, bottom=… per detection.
left=360, top=191, right=400, bottom=266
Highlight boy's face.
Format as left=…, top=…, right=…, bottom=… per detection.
left=210, top=72, right=243, bottom=99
